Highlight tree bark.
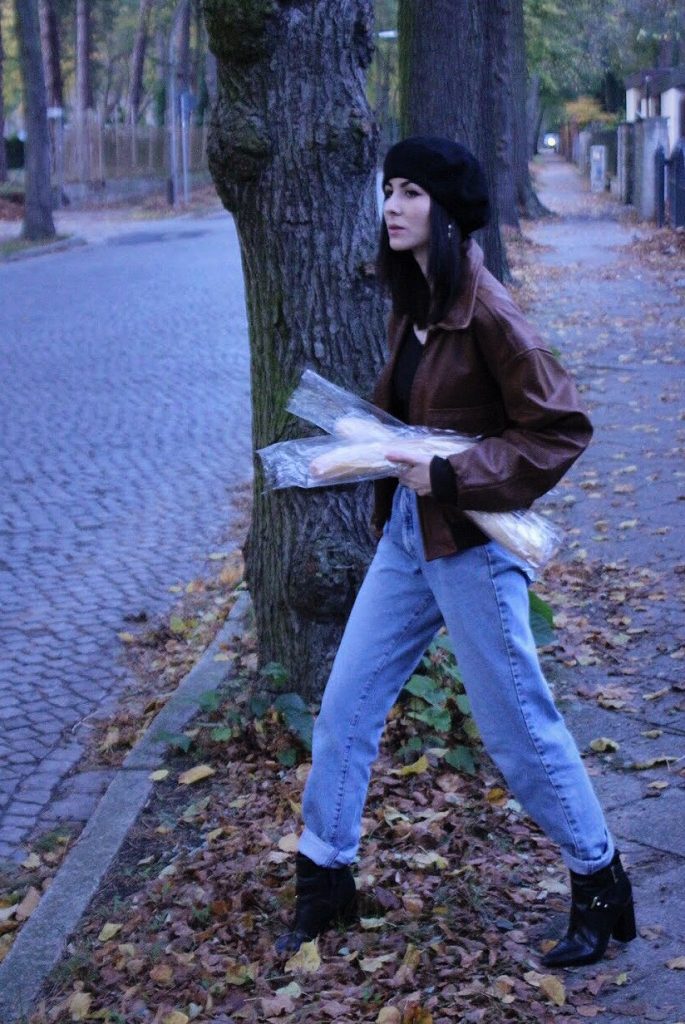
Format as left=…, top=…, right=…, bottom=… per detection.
left=128, top=0, right=155, bottom=123
left=177, top=0, right=191, bottom=93
left=14, top=0, right=56, bottom=239
left=494, top=0, right=519, bottom=228
left=76, top=0, right=93, bottom=111
left=0, top=10, right=8, bottom=183
left=38, top=0, right=62, bottom=107
left=75, top=0, right=93, bottom=181
left=203, top=0, right=386, bottom=699
left=510, top=0, right=549, bottom=218
left=397, top=0, right=508, bottom=281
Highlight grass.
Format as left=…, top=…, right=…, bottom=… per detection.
left=0, top=234, right=72, bottom=259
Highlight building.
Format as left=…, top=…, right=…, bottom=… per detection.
left=625, top=66, right=685, bottom=153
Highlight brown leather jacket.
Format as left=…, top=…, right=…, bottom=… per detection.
left=372, top=239, right=593, bottom=560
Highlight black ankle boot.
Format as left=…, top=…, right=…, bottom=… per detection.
left=275, top=853, right=357, bottom=954
left=542, top=851, right=636, bottom=968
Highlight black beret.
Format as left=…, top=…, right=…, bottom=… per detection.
left=383, top=136, right=490, bottom=235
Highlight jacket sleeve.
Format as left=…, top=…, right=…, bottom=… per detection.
left=443, top=301, right=593, bottom=512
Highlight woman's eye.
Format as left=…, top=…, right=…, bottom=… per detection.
left=405, top=189, right=419, bottom=197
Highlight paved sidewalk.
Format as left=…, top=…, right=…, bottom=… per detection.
left=525, top=155, right=685, bottom=1022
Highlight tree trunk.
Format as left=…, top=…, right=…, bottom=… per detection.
left=38, top=0, right=62, bottom=107
left=176, top=0, right=191, bottom=94
left=510, top=0, right=549, bottom=218
left=76, top=0, right=93, bottom=111
left=128, top=0, right=154, bottom=124
left=14, top=0, right=56, bottom=239
left=397, top=0, right=508, bottom=281
left=526, top=73, right=541, bottom=157
left=76, top=0, right=93, bottom=181
left=0, top=11, right=7, bottom=183
left=494, top=0, right=519, bottom=228
left=203, top=0, right=385, bottom=699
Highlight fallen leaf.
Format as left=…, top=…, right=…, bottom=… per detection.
left=666, top=956, right=685, bottom=969
left=68, top=990, right=92, bottom=1021
left=360, top=952, right=397, bottom=973
left=285, top=939, right=321, bottom=974
left=261, top=994, right=294, bottom=1016
left=97, top=922, right=123, bottom=942
left=360, top=916, right=386, bottom=929
left=21, top=853, right=41, bottom=870
left=15, top=887, right=41, bottom=921
left=178, top=764, right=216, bottom=785
left=590, top=737, right=620, bottom=753
left=277, top=832, right=299, bottom=853
left=633, top=756, right=680, bottom=770
left=150, top=963, right=174, bottom=985
left=396, top=755, right=429, bottom=776
left=539, top=974, right=566, bottom=1006
left=149, top=769, right=170, bottom=782
left=163, top=1014, right=189, bottom=1024
left=376, top=1009, right=401, bottom=1024
left=276, top=981, right=301, bottom=998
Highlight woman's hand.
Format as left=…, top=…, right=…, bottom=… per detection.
left=385, top=451, right=433, bottom=496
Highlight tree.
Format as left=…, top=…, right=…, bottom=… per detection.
left=14, top=0, right=56, bottom=239
left=202, top=0, right=386, bottom=698
left=128, top=0, right=155, bottom=123
left=38, top=0, right=62, bottom=106
left=397, top=0, right=508, bottom=280
left=0, top=5, right=7, bottom=183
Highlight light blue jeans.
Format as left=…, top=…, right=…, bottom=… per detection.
left=300, top=485, right=614, bottom=876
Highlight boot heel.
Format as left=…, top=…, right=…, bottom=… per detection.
left=612, top=902, right=636, bottom=943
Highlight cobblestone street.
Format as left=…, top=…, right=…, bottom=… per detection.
left=0, top=210, right=251, bottom=859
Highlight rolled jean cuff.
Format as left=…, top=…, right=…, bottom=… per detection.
left=298, top=827, right=353, bottom=868
left=560, top=834, right=615, bottom=876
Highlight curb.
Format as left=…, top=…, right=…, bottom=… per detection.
left=1, top=235, right=88, bottom=263
left=0, top=589, right=252, bottom=1023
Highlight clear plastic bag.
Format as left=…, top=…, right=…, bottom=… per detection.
left=257, top=370, right=561, bottom=569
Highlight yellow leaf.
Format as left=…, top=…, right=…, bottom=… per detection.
left=163, top=1014, right=190, bottom=1024
left=397, top=755, right=429, bottom=776
left=666, top=956, right=685, bottom=969
left=149, top=769, right=169, bottom=782
left=285, top=938, right=321, bottom=974
left=359, top=952, right=397, bottom=973
left=360, top=916, right=386, bottom=930
left=277, top=832, right=300, bottom=853
left=614, top=972, right=629, bottom=985
left=207, top=827, right=224, bottom=842
left=21, top=853, right=41, bottom=869
left=633, top=755, right=680, bottom=770
left=589, top=737, right=620, bottom=753
left=178, top=764, right=216, bottom=785
left=15, top=886, right=41, bottom=921
left=539, top=974, right=566, bottom=1006
left=100, top=727, right=120, bottom=751
left=402, top=943, right=421, bottom=969
left=97, top=922, right=123, bottom=942
left=486, top=786, right=507, bottom=804
left=118, top=631, right=136, bottom=643
left=376, top=1008, right=401, bottom=1024
left=68, top=990, right=92, bottom=1021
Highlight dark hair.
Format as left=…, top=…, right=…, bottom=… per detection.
left=376, top=198, right=465, bottom=328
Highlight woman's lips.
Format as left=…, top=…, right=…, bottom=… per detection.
left=387, top=225, right=404, bottom=234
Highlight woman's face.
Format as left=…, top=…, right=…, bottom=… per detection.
left=383, top=177, right=431, bottom=270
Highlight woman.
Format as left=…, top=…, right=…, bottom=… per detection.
left=276, top=136, right=635, bottom=968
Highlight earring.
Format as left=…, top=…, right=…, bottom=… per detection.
left=447, top=222, right=454, bottom=240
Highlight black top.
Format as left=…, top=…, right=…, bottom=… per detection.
left=391, top=322, right=488, bottom=552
